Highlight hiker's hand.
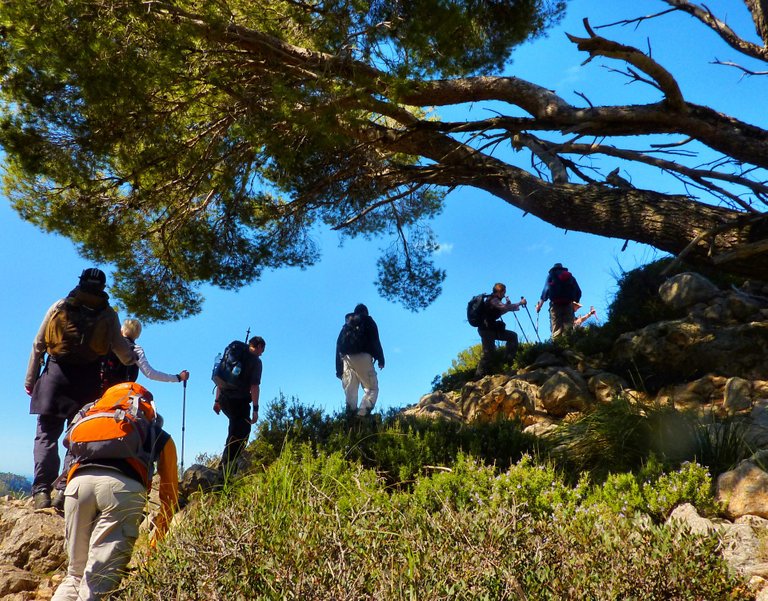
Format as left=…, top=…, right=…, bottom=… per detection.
left=25, top=386, right=32, bottom=396
left=250, top=408, right=258, bottom=424
left=178, top=370, right=190, bottom=382
left=535, top=300, right=543, bottom=313
left=336, top=372, right=342, bottom=379
left=378, top=359, right=385, bottom=369
left=213, top=401, right=221, bottom=415
left=520, top=297, right=527, bottom=307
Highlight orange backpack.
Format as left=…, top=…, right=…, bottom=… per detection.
left=64, top=381, right=159, bottom=487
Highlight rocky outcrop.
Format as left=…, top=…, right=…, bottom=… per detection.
left=0, top=463, right=223, bottom=600
left=668, top=504, right=768, bottom=592
left=613, top=273, right=768, bottom=384
left=407, top=273, right=768, bottom=519
left=0, top=496, right=66, bottom=600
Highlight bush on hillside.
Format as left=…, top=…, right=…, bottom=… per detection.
left=118, top=450, right=742, bottom=600
left=549, top=395, right=754, bottom=482
left=248, top=394, right=541, bottom=485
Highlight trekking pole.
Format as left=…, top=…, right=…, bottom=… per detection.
left=510, top=309, right=530, bottom=343
left=180, top=380, right=187, bottom=474
left=522, top=297, right=542, bottom=342
left=244, top=326, right=251, bottom=343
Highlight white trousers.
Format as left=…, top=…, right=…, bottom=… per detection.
left=52, top=467, right=146, bottom=601
left=341, top=353, right=378, bottom=415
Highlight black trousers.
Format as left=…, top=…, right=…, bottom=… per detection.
left=219, top=395, right=251, bottom=473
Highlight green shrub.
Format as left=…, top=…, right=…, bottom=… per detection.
left=119, top=449, right=744, bottom=600
left=248, top=396, right=540, bottom=486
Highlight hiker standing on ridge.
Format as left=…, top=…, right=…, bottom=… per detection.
left=335, top=303, right=385, bottom=417
left=475, top=283, right=526, bottom=377
left=101, top=318, right=190, bottom=391
left=535, top=262, right=582, bottom=339
left=212, top=335, right=265, bottom=474
left=51, top=382, right=178, bottom=601
left=25, top=268, right=137, bottom=510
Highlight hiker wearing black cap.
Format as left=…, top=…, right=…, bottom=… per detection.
left=335, top=303, right=385, bottom=416
left=24, top=268, right=137, bottom=510
left=475, top=283, right=526, bottom=377
left=535, top=263, right=582, bottom=338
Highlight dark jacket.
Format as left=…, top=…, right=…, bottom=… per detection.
left=480, top=295, right=515, bottom=330
left=540, top=266, right=582, bottom=305
left=335, top=314, right=385, bottom=376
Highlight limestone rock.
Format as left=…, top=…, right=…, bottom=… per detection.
left=0, top=499, right=65, bottom=573
left=724, top=377, right=753, bottom=413
left=0, top=565, right=40, bottom=598
left=180, top=464, right=224, bottom=500
left=587, top=372, right=628, bottom=404
left=717, top=460, right=768, bottom=519
left=538, top=369, right=591, bottom=417
left=402, top=391, right=463, bottom=422
left=658, top=272, right=719, bottom=310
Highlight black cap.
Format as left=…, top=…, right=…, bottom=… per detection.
left=79, top=267, right=106, bottom=290
left=354, top=303, right=369, bottom=316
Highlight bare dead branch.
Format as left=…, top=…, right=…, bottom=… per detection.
left=567, top=18, right=687, bottom=110
left=713, top=58, right=768, bottom=76
left=662, top=0, right=768, bottom=61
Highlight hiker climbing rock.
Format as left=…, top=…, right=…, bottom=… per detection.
left=212, top=336, right=265, bottom=474
left=335, top=303, right=385, bottom=417
left=535, top=263, right=582, bottom=338
left=25, top=268, right=137, bottom=510
left=471, top=283, right=526, bottom=377
left=52, top=382, right=178, bottom=600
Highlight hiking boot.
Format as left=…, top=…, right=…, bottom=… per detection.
left=51, top=491, right=65, bottom=512
left=33, top=491, right=51, bottom=510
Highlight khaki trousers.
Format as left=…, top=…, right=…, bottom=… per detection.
left=341, top=353, right=379, bottom=415
left=52, top=467, right=146, bottom=601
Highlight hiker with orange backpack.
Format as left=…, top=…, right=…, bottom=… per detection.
left=25, top=268, right=137, bottom=510
left=535, top=263, right=582, bottom=339
left=51, top=382, right=178, bottom=601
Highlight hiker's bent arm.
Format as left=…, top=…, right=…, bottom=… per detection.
left=134, top=344, right=184, bottom=383
left=25, top=300, right=61, bottom=391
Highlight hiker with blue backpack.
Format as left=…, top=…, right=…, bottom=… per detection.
left=535, top=263, right=583, bottom=338
left=335, top=303, right=385, bottom=417
left=469, top=283, right=527, bottom=377
left=211, top=335, right=265, bottom=474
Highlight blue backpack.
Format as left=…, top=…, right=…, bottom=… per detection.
left=548, top=270, right=577, bottom=304
left=211, top=340, right=250, bottom=389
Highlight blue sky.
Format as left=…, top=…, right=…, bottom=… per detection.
left=1, top=0, right=764, bottom=476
